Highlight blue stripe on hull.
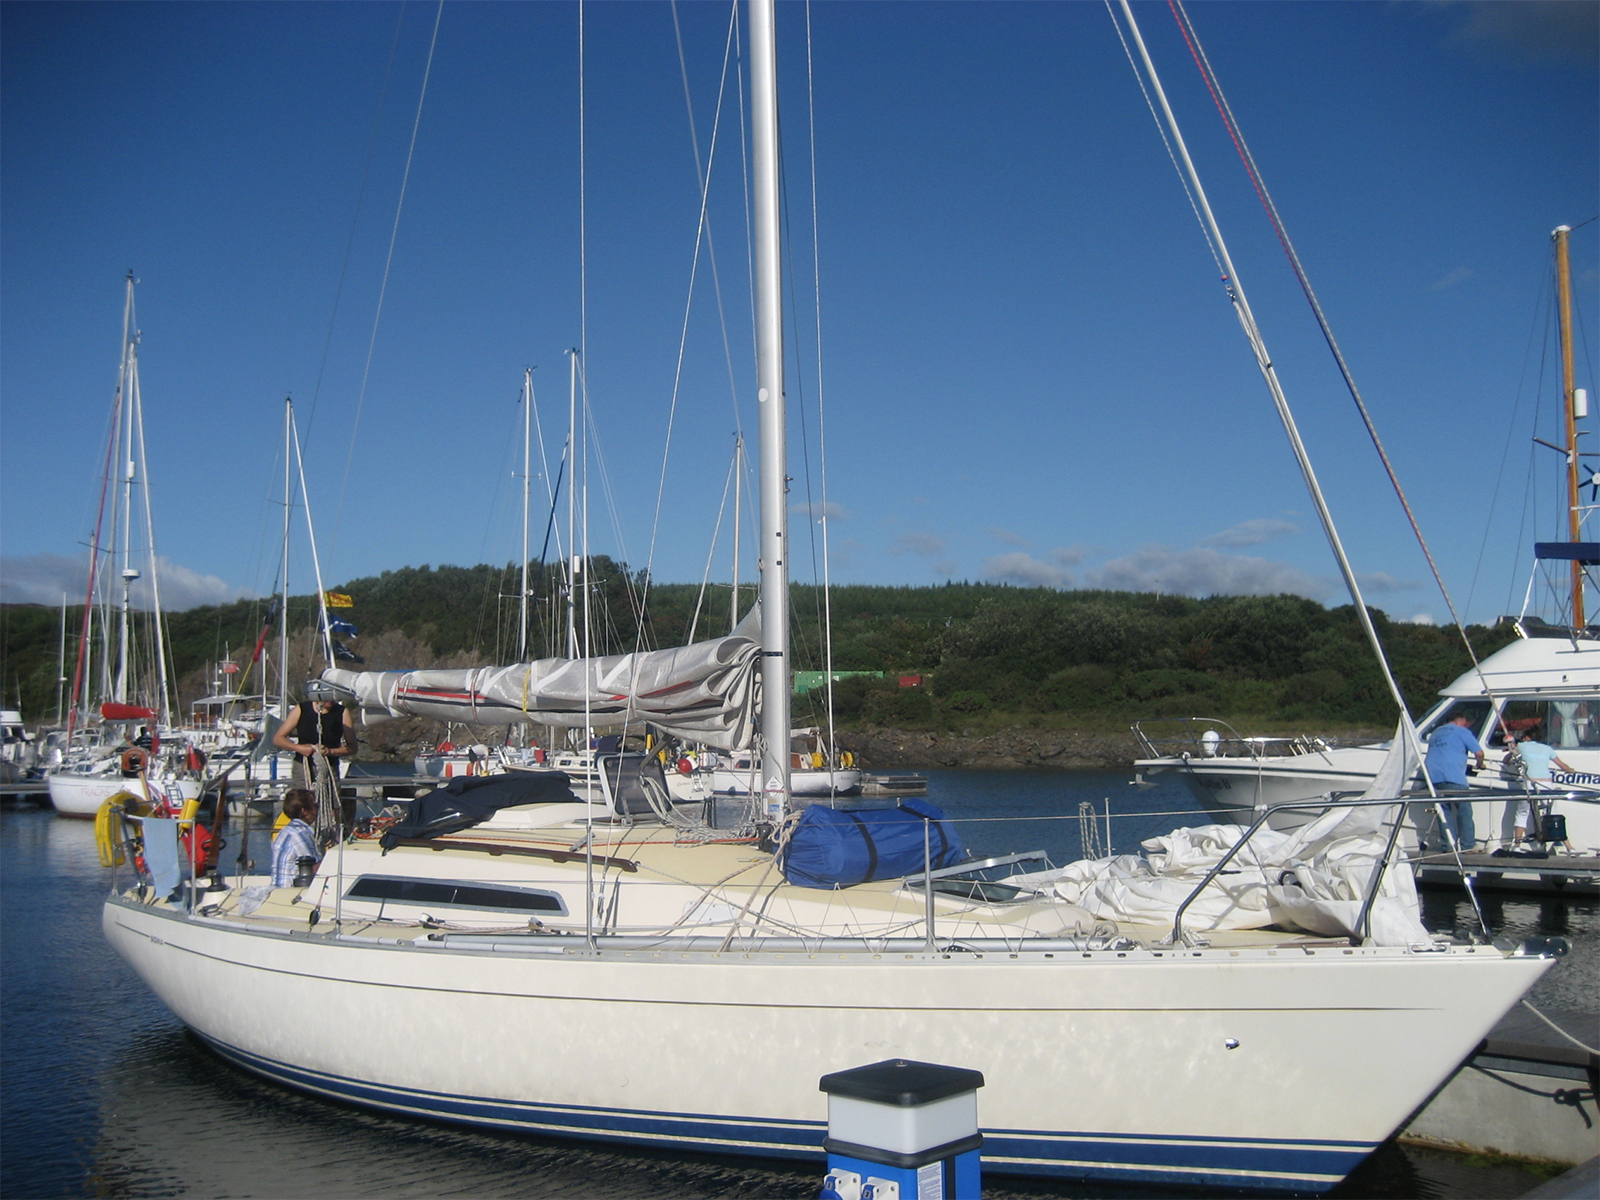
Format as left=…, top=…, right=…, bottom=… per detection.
left=195, top=1034, right=1371, bottom=1193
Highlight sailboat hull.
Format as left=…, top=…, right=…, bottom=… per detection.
left=105, top=896, right=1549, bottom=1193
left=49, top=770, right=199, bottom=817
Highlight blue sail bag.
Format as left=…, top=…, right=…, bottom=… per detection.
left=779, top=799, right=968, bottom=889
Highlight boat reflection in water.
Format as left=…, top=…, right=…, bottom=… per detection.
left=87, top=1023, right=824, bottom=1200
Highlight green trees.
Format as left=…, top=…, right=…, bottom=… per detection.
left=1, top=567, right=1514, bottom=731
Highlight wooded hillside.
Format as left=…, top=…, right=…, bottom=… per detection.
left=1, top=559, right=1514, bottom=732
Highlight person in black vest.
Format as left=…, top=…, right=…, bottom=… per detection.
left=273, top=680, right=357, bottom=781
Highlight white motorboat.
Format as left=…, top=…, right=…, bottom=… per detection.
left=1133, top=630, right=1600, bottom=854
left=103, top=5, right=1567, bottom=1193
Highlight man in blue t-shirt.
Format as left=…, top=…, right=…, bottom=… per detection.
left=1424, top=713, right=1483, bottom=850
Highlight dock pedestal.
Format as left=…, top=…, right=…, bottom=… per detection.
left=819, top=1058, right=983, bottom=1200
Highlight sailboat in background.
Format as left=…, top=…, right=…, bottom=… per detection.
left=50, top=274, right=200, bottom=818
left=104, top=4, right=1567, bottom=1192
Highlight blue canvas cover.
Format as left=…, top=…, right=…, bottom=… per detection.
left=780, top=799, right=968, bottom=889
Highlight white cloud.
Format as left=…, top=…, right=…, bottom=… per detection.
left=792, top=500, right=851, bottom=521
left=986, top=526, right=1031, bottom=548
left=1405, top=612, right=1437, bottom=625
left=892, top=532, right=947, bottom=556
left=1086, top=546, right=1335, bottom=601
left=1429, top=265, right=1474, bottom=292
left=1355, top=571, right=1419, bottom=593
left=982, top=549, right=1081, bottom=589
left=1199, top=518, right=1299, bottom=548
left=0, top=553, right=250, bottom=610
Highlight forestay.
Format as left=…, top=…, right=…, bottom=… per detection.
left=322, top=612, right=760, bottom=751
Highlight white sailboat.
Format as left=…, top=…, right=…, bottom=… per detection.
left=104, top=6, right=1566, bottom=1193
left=51, top=274, right=199, bottom=818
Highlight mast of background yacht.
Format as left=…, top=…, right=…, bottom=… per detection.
left=750, top=0, right=790, bottom=820
left=114, top=332, right=140, bottom=705
left=128, top=332, right=173, bottom=727
left=520, top=368, right=533, bottom=663
left=56, top=594, right=68, bottom=726
left=279, top=397, right=292, bottom=722
left=1554, top=224, right=1587, bottom=629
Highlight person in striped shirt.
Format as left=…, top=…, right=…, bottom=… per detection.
left=270, top=789, right=320, bottom=887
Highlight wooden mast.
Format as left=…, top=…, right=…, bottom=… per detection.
left=1555, top=224, right=1584, bottom=628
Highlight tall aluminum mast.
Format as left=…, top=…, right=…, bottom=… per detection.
left=750, top=0, right=790, bottom=819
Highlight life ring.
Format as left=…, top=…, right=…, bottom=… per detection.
left=120, top=746, right=150, bottom=776
left=95, top=789, right=148, bottom=869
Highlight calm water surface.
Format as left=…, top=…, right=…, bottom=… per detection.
left=2, top=769, right=1590, bottom=1199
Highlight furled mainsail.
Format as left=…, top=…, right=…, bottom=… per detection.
left=321, top=611, right=761, bottom=751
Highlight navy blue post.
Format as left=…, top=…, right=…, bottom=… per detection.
left=818, top=1059, right=984, bottom=1200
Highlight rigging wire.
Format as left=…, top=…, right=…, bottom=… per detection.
left=673, top=1, right=751, bottom=435
left=1466, top=261, right=1554, bottom=622
left=302, top=3, right=408, bottom=443
left=1165, top=0, right=1487, bottom=671
left=332, top=0, right=445, bottom=564
left=1106, top=0, right=1432, bottom=773
left=642, top=0, right=744, bottom=638
left=804, top=0, right=840, bottom=763
left=689, top=447, right=742, bottom=645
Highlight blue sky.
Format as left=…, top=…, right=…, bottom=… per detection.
left=2, top=0, right=1596, bottom=632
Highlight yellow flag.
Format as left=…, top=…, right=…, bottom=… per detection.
left=324, top=592, right=354, bottom=608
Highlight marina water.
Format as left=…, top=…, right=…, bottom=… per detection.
left=3, top=769, right=1591, bottom=1199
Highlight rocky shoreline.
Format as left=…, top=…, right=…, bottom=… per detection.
left=360, top=719, right=1379, bottom=774
left=356, top=718, right=1140, bottom=772
left=841, top=726, right=1142, bottom=771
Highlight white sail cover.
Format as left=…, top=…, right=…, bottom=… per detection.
left=1014, top=720, right=1431, bottom=947
left=321, top=613, right=761, bottom=751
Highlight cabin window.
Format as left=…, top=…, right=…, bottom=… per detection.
left=1420, top=700, right=1494, bottom=742
left=1498, top=700, right=1600, bottom=750
left=344, top=875, right=566, bottom=915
